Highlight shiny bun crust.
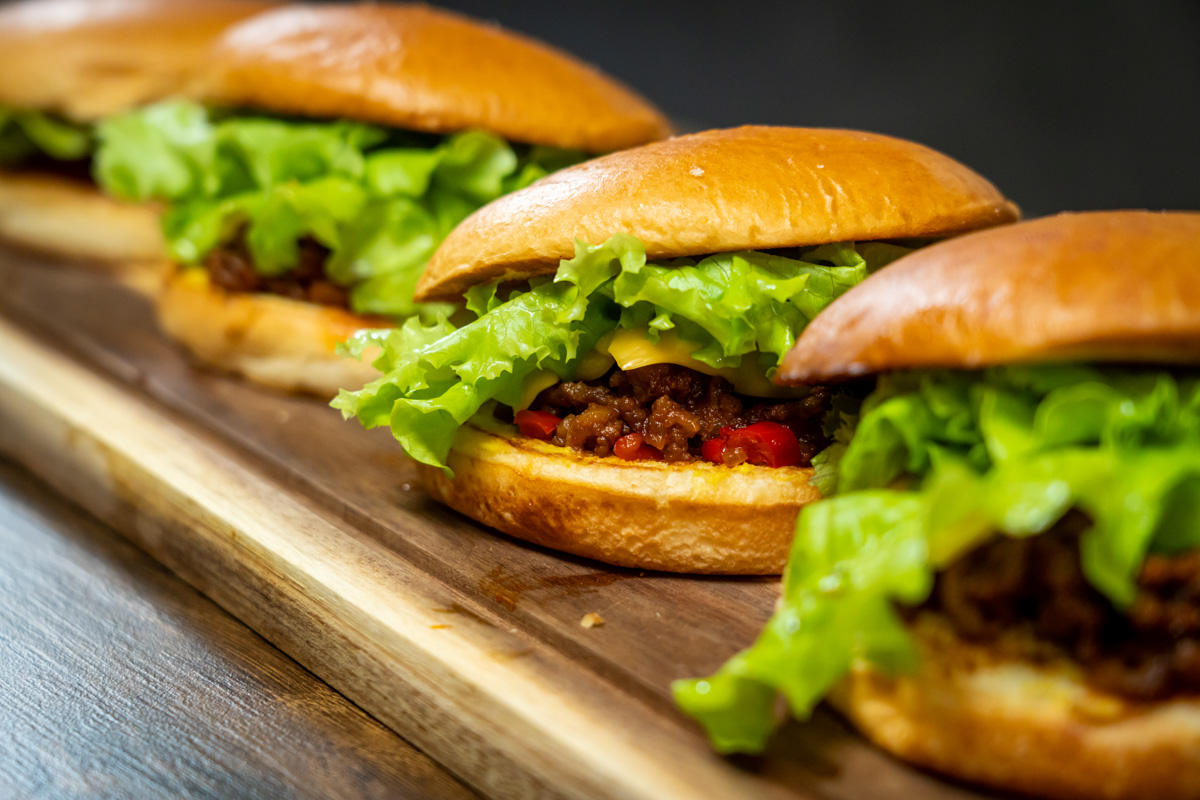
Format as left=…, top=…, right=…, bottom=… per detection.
left=417, top=125, right=1018, bottom=301
left=417, top=421, right=821, bottom=574
left=831, top=614, right=1200, bottom=800
left=203, top=3, right=671, bottom=152
left=0, top=171, right=163, bottom=265
left=0, top=0, right=276, bottom=120
left=780, top=211, right=1200, bottom=384
left=156, top=267, right=383, bottom=398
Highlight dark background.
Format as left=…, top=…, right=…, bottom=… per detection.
left=5, top=0, right=1195, bottom=220
left=433, top=0, right=1200, bottom=218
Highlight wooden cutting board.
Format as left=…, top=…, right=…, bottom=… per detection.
left=0, top=250, right=999, bottom=800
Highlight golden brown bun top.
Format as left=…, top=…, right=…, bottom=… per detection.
left=779, top=211, right=1200, bottom=384
left=416, top=125, right=1019, bottom=302
left=202, top=3, right=672, bottom=152
left=0, top=0, right=276, bottom=120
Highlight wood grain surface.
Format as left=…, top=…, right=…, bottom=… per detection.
left=0, top=458, right=476, bottom=800
left=0, top=251, right=1001, bottom=800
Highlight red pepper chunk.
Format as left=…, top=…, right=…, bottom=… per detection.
left=514, top=409, right=560, bottom=441
left=725, top=421, right=802, bottom=468
left=700, top=437, right=727, bottom=464
left=613, top=432, right=663, bottom=461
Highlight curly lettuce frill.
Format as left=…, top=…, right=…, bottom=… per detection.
left=94, top=100, right=584, bottom=317
left=333, top=234, right=907, bottom=474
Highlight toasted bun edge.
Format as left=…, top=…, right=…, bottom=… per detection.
left=155, top=267, right=384, bottom=397
left=831, top=614, right=1200, bottom=800
left=416, top=419, right=822, bottom=574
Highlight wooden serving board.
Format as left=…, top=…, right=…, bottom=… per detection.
left=0, top=249, right=1000, bottom=800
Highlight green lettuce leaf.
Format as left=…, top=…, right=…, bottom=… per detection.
left=94, top=101, right=584, bottom=317
left=334, top=235, right=896, bottom=474
left=675, top=365, right=1200, bottom=752
left=0, top=106, right=92, bottom=164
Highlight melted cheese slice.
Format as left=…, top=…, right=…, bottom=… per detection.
left=515, top=328, right=799, bottom=409
left=606, top=328, right=796, bottom=398
left=515, top=334, right=618, bottom=410
left=517, top=371, right=560, bottom=410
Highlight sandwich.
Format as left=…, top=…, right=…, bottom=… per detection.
left=92, top=3, right=672, bottom=396
left=336, top=125, right=1018, bottom=573
left=0, top=0, right=275, bottom=267
left=675, top=211, right=1200, bottom=799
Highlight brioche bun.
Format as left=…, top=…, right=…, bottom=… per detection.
left=780, top=211, right=1200, bottom=384
left=0, top=0, right=276, bottom=120
left=156, top=267, right=384, bottom=397
left=416, top=419, right=821, bottom=574
left=417, top=125, right=1019, bottom=301
left=831, top=614, right=1200, bottom=800
left=0, top=170, right=163, bottom=270
left=203, top=3, right=671, bottom=153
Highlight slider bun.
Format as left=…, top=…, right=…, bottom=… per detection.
left=780, top=211, right=1200, bottom=384
left=416, top=419, right=821, bottom=574
left=203, top=3, right=671, bottom=152
left=0, top=170, right=163, bottom=269
left=156, top=267, right=384, bottom=398
left=0, top=0, right=276, bottom=120
left=831, top=614, right=1200, bottom=800
left=418, top=125, right=1019, bottom=301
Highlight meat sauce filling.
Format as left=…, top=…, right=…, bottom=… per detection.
left=205, top=236, right=349, bottom=308
left=921, top=512, right=1200, bottom=701
left=12, top=154, right=95, bottom=184
left=520, top=363, right=830, bottom=466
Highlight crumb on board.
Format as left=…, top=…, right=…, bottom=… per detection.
left=580, top=612, right=605, bottom=629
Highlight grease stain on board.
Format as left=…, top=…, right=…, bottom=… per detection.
left=478, top=564, right=628, bottom=612
left=431, top=603, right=494, bottom=628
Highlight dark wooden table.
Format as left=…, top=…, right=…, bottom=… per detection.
left=0, top=457, right=476, bottom=800
left=0, top=249, right=1004, bottom=800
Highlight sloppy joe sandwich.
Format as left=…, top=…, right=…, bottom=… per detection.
left=0, top=0, right=274, bottom=266
left=336, top=125, right=1018, bottom=573
left=92, top=2, right=671, bottom=395
left=676, top=211, right=1200, bottom=799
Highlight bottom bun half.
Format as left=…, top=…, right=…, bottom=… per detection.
left=0, top=171, right=164, bottom=269
left=417, top=419, right=822, bottom=574
left=156, top=267, right=386, bottom=397
left=830, top=614, right=1200, bottom=800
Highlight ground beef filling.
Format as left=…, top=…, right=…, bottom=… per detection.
left=923, top=512, right=1200, bottom=701
left=11, top=154, right=95, bottom=184
left=205, top=236, right=349, bottom=308
left=527, top=363, right=830, bottom=464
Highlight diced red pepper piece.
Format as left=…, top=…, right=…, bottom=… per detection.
left=514, top=409, right=560, bottom=441
left=724, top=421, right=802, bottom=468
left=700, top=437, right=727, bottom=464
left=613, top=432, right=663, bottom=461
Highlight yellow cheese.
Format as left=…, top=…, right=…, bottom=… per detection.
left=605, top=328, right=706, bottom=372
left=180, top=267, right=211, bottom=289
left=516, top=370, right=560, bottom=411
left=515, top=333, right=618, bottom=410
left=515, top=327, right=801, bottom=409
left=605, top=328, right=799, bottom=398
left=575, top=332, right=617, bottom=380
